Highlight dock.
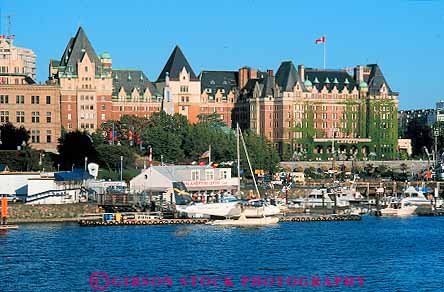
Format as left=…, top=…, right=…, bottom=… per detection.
left=78, top=214, right=361, bottom=226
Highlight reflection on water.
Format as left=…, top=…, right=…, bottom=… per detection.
left=0, top=217, right=443, bottom=291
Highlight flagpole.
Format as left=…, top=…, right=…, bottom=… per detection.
left=323, top=39, right=326, bottom=69
left=112, top=123, right=115, bottom=145
left=208, top=144, right=211, bottom=165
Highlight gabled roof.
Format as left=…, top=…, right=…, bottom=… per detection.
left=275, top=61, right=303, bottom=92
left=112, top=69, right=161, bottom=97
left=365, top=64, right=397, bottom=95
left=304, top=69, right=357, bottom=92
left=199, top=70, right=239, bottom=95
left=157, top=45, right=198, bottom=82
left=59, top=27, right=101, bottom=75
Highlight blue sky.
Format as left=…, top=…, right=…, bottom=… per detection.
left=1, top=0, right=443, bottom=109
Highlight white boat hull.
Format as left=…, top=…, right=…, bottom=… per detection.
left=177, top=202, right=240, bottom=218
left=209, top=216, right=280, bottom=226
left=380, top=206, right=417, bottom=217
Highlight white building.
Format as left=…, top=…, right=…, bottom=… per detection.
left=130, top=165, right=239, bottom=201
left=0, top=168, right=91, bottom=204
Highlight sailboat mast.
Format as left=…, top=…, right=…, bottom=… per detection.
left=239, top=128, right=260, bottom=199
left=236, top=123, right=241, bottom=196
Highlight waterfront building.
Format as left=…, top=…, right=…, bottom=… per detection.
left=110, top=69, right=162, bottom=121
left=130, top=165, right=239, bottom=197
left=234, top=62, right=399, bottom=160
left=398, top=138, right=412, bottom=157
left=398, top=108, right=435, bottom=137
left=155, top=46, right=201, bottom=123
left=0, top=36, right=37, bottom=82
left=199, top=70, right=238, bottom=127
left=49, top=27, right=162, bottom=131
left=0, top=74, right=61, bottom=152
left=436, top=101, right=444, bottom=122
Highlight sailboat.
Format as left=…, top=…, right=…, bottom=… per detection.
left=208, top=124, right=281, bottom=226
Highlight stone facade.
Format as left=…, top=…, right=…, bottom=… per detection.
left=0, top=78, right=61, bottom=152
left=234, top=62, right=399, bottom=160
left=0, top=36, right=36, bottom=81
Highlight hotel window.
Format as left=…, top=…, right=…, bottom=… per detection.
left=101, top=104, right=106, bottom=110
left=31, top=96, right=40, bottom=104
left=205, top=169, right=214, bottom=181
left=219, top=169, right=229, bottom=180
left=46, top=96, right=51, bottom=104
left=191, top=170, right=200, bottom=181
left=90, top=123, right=94, bottom=129
left=31, top=112, right=40, bottom=123
left=68, top=123, right=72, bottom=129
left=31, top=130, right=40, bottom=143
left=16, top=95, right=24, bottom=104
left=68, top=104, right=72, bottom=110
left=101, top=113, right=106, bottom=120
left=0, top=95, right=8, bottom=103
left=46, top=130, right=52, bottom=143
left=180, top=86, right=189, bottom=93
left=0, top=111, right=9, bottom=122
left=16, top=111, right=25, bottom=123
left=68, top=114, right=72, bottom=121
left=46, top=112, right=52, bottom=123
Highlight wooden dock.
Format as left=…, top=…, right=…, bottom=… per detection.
left=78, top=214, right=361, bottom=226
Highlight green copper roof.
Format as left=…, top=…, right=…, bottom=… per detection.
left=333, top=77, right=339, bottom=84
left=304, top=79, right=312, bottom=87
left=325, top=77, right=330, bottom=84
left=359, top=81, right=368, bottom=88
left=100, top=51, right=111, bottom=59
left=344, top=78, right=350, bottom=84
left=313, top=77, right=319, bottom=84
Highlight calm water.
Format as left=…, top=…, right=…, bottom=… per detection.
left=1, top=216, right=444, bottom=292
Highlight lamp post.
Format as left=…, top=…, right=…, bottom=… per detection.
left=120, top=156, right=123, bottom=182
left=84, top=157, right=88, bottom=172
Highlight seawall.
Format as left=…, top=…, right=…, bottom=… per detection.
left=7, top=203, right=99, bottom=223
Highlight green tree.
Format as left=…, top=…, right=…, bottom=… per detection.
left=0, top=122, right=30, bottom=150
left=57, top=131, right=97, bottom=170
left=197, top=113, right=227, bottom=128
left=96, top=144, right=135, bottom=172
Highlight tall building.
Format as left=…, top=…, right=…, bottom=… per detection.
left=398, top=108, right=435, bottom=137
left=111, top=69, right=162, bottom=121
left=49, top=27, right=162, bottom=131
left=199, top=70, right=238, bottom=127
left=0, top=73, right=61, bottom=152
left=436, top=101, right=444, bottom=122
left=156, top=46, right=201, bottom=123
left=234, top=62, right=399, bottom=160
left=49, top=27, right=113, bottom=131
left=0, top=36, right=37, bottom=82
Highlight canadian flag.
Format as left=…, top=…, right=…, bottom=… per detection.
left=315, top=36, right=326, bottom=44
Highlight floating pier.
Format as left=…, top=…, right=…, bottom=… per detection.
left=78, top=214, right=361, bottom=226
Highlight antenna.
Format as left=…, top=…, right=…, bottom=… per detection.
left=6, top=15, right=11, bottom=36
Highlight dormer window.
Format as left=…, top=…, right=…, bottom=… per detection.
left=85, top=66, right=88, bottom=72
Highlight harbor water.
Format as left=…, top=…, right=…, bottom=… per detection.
left=1, top=216, right=444, bottom=291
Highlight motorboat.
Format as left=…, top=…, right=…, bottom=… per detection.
left=402, top=186, right=432, bottom=206
left=293, top=189, right=334, bottom=208
left=380, top=198, right=417, bottom=217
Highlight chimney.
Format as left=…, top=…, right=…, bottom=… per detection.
left=249, top=68, right=257, bottom=80
left=298, top=64, right=305, bottom=81
left=238, top=67, right=249, bottom=90
left=267, top=69, right=273, bottom=77
left=354, top=65, right=364, bottom=83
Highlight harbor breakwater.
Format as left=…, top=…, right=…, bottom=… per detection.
left=7, top=203, right=99, bottom=223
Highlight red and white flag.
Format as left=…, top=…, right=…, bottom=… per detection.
left=315, top=36, right=326, bottom=44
